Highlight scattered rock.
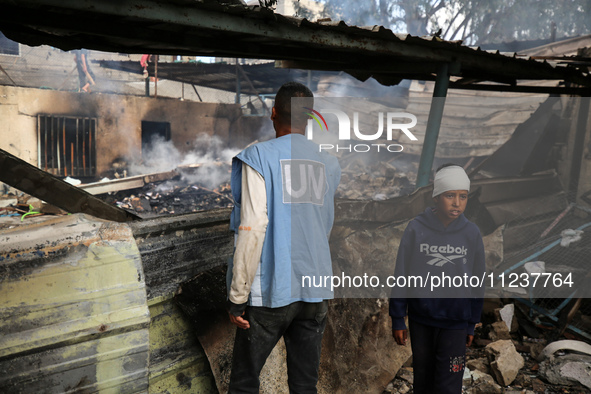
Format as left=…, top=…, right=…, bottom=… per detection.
left=485, top=340, right=525, bottom=386
left=531, top=378, right=546, bottom=392
left=463, top=367, right=472, bottom=386
left=469, top=369, right=503, bottom=394
left=529, top=342, right=546, bottom=360
left=397, top=367, right=413, bottom=384
left=383, top=382, right=394, bottom=393
left=489, top=321, right=512, bottom=341
left=466, top=357, right=489, bottom=374
left=539, top=354, right=591, bottom=390
left=499, top=303, right=517, bottom=332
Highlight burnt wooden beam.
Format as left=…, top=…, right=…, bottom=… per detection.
left=130, top=208, right=233, bottom=300
left=0, top=148, right=140, bottom=222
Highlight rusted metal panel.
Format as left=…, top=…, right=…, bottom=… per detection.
left=0, top=147, right=140, bottom=222
left=0, top=214, right=150, bottom=392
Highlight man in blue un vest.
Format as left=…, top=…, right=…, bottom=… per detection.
left=227, top=81, right=341, bottom=393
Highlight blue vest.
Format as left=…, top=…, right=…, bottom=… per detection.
left=229, top=133, right=341, bottom=307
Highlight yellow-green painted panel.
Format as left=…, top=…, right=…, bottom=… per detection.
left=148, top=296, right=217, bottom=394
left=0, top=214, right=150, bottom=393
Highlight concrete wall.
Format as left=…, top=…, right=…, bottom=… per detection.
left=0, top=85, right=264, bottom=177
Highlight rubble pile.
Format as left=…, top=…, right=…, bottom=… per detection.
left=0, top=187, right=68, bottom=226
left=336, top=157, right=416, bottom=200
left=384, top=301, right=591, bottom=394
left=104, top=181, right=233, bottom=216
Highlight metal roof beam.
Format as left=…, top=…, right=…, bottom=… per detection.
left=2, top=0, right=590, bottom=87
left=449, top=83, right=591, bottom=95
left=416, top=63, right=450, bottom=188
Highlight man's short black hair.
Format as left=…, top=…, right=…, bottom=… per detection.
left=274, top=81, right=313, bottom=128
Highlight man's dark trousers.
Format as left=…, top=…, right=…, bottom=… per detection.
left=228, top=301, right=328, bottom=394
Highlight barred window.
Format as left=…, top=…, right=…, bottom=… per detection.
left=38, top=115, right=97, bottom=177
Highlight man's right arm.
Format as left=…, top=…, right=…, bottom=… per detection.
left=228, top=162, right=268, bottom=327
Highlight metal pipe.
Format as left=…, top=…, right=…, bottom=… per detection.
left=235, top=59, right=240, bottom=104
left=416, top=63, right=449, bottom=188
left=191, top=84, right=202, bottom=102
left=37, top=115, right=41, bottom=170
left=89, top=119, right=94, bottom=175
left=154, top=55, right=158, bottom=98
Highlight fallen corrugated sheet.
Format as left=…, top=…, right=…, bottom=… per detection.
left=0, top=214, right=150, bottom=392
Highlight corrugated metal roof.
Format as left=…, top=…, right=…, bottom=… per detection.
left=95, top=60, right=318, bottom=95
left=0, top=0, right=590, bottom=94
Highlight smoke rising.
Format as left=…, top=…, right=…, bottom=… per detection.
left=128, top=133, right=240, bottom=189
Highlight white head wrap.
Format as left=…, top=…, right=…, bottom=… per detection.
left=432, top=165, right=470, bottom=197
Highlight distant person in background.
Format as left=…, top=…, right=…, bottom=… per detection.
left=140, top=54, right=152, bottom=78
left=74, top=49, right=95, bottom=93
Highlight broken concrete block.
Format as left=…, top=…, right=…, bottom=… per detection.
left=539, top=354, right=591, bottom=390
left=485, top=340, right=524, bottom=386
left=488, top=321, right=512, bottom=341
left=499, top=303, right=516, bottom=332
left=466, top=357, right=490, bottom=374
left=463, top=367, right=472, bottom=386
left=469, top=370, right=502, bottom=394
left=397, top=367, right=413, bottom=384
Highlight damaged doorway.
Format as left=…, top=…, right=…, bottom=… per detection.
left=141, top=121, right=171, bottom=156
left=37, top=115, right=97, bottom=177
